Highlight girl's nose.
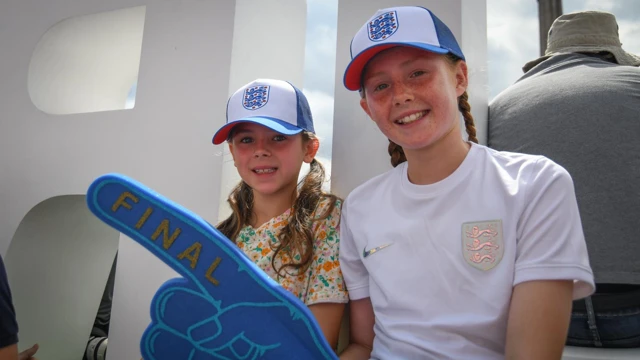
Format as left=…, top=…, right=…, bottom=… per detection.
left=253, top=142, right=271, bottom=158
left=393, top=82, right=414, bottom=106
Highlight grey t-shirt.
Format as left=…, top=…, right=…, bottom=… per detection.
left=489, top=53, right=640, bottom=285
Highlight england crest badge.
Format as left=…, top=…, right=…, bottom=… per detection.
left=461, top=220, right=504, bottom=271
left=368, top=11, right=398, bottom=42
left=243, top=85, right=270, bottom=110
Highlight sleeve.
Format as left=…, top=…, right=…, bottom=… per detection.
left=514, top=158, right=595, bottom=300
left=305, top=199, right=349, bottom=305
left=0, top=256, right=19, bottom=348
left=337, top=199, right=370, bottom=301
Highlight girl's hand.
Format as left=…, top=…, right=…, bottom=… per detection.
left=18, top=343, right=39, bottom=360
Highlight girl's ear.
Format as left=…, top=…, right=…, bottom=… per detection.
left=303, top=137, right=320, bottom=164
left=454, top=61, right=469, bottom=97
left=360, top=97, right=373, bottom=119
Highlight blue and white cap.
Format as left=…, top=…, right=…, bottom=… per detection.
left=343, top=6, right=466, bottom=91
left=212, top=79, right=315, bottom=145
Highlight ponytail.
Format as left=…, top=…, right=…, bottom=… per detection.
left=388, top=139, right=407, bottom=168
left=274, top=157, right=339, bottom=277
left=458, top=91, right=478, bottom=144
left=216, top=180, right=254, bottom=242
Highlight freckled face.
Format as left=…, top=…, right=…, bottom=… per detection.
left=228, top=123, right=316, bottom=196
left=360, top=47, right=468, bottom=151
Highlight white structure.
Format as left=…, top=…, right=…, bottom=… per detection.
left=1, top=0, right=235, bottom=358
left=5, top=0, right=635, bottom=359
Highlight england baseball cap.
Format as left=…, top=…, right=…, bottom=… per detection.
left=343, top=6, right=466, bottom=91
left=212, top=79, right=315, bottom=145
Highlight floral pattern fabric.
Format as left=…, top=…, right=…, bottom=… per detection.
left=235, top=198, right=348, bottom=305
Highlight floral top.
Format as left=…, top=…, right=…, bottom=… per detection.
left=235, top=197, right=348, bottom=306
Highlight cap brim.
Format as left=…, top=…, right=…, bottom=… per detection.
left=212, top=117, right=303, bottom=145
left=343, top=42, right=449, bottom=91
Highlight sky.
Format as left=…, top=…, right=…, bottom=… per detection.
left=300, top=0, right=640, bottom=186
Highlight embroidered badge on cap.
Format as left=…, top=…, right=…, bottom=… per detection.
left=243, top=85, right=270, bottom=110
left=462, top=220, right=504, bottom=271
left=368, top=11, right=398, bottom=42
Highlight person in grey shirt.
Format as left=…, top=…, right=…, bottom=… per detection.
left=489, top=10, right=640, bottom=348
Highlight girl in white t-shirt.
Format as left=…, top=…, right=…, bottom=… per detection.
left=338, top=6, right=595, bottom=360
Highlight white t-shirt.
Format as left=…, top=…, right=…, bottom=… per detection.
left=340, top=143, right=595, bottom=360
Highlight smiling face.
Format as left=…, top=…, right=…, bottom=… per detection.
left=228, top=122, right=318, bottom=197
left=359, top=46, right=468, bottom=153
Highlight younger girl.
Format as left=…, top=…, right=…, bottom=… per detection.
left=338, top=6, right=595, bottom=360
left=212, top=79, right=348, bottom=350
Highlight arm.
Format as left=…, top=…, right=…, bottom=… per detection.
left=333, top=201, right=374, bottom=359
left=0, top=344, right=18, bottom=360
left=505, top=280, right=573, bottom=360
left=18, top=345, right=38, bottom=360
left=0, top=256, right=21, bottom=360
left=338, top=298, right=374, bottom=360
left=306, top=198, right=349, bottom=350
left=0, top=344, right=39, bottom=360
left=309, top=302, right=346, bottom=350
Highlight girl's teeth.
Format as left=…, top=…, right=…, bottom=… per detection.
left=255, top=168, right=275, bottom=174
left=397, top=111, right=425, bottom=124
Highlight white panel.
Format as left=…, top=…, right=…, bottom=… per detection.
left=331, top=0, right=487, bottom=198
left=107, top=235, right=180, bottom=360
left=27, top=6, right=145, bottom=115
left=5, top=196, right=119, bottom=360
left=0, top=0, right=234, bottom=359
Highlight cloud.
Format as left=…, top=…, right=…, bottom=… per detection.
left=300, top=0, right=338, bottom=177
left=564, top=0, right=640, bottom=18
left=125, top=81, right=137, bottom=109
left=571, top=0, right=616, bottom=12
left=303, top=0, right=339, bottom=95
left=486, top=0, right=539, bottom=100
left=618, top=20, right=640, bottom=55
left=303, top=89, right=335, bottom=161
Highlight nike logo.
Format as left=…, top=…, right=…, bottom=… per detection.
left=363, top=243, right=393, bottom=258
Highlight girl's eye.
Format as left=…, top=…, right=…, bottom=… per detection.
left=273, top=135, right=287, bottom=141
left=374, top=83, right=389, bottom=92
left=410, top=70, right=426, bottom=78
left=239, top=137, right=253, bottom=144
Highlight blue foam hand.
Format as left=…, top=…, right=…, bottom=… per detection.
left=86, top=173, right=338, bottom=360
